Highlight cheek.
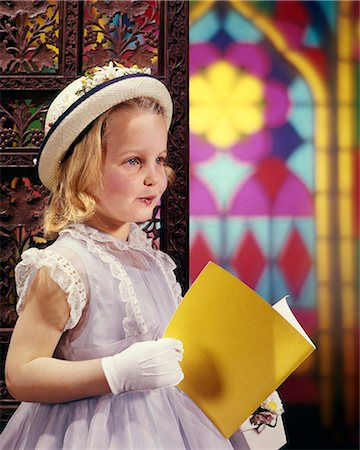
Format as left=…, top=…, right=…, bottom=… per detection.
left=159, top=172, right=169, bottom=194
left=102, top=168, right=133, bottom=195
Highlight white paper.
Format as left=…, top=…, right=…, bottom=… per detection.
left=273, top=297, right=316, bottom=348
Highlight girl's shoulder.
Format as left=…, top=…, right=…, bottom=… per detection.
left=15, top=233, right=89, bottom=332
left=16, top=227, right=89, bottom=285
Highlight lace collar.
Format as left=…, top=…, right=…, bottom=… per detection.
left=58, top=221, right=182, bottom=337
left=60, top=222, right=154, bottom=252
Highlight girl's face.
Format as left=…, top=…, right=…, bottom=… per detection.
left=89, top=107, right=169, bottom=240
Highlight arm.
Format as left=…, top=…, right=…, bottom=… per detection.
left=5, top=267, right=184, bottom=404
left=5, top=268, right=110, bottom=403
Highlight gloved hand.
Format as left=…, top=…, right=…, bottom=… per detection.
left=101, top=338, right=184, bottom=394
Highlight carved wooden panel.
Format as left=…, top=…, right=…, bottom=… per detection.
left=0, top=0, right=188, bottom=430
left=0, top=0, right=60, bottom=74
left=82, top=0, right=162, bottom=72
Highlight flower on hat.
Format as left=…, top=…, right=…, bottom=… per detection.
left=47, top=62, right=151, bottom=130
left=76, top=61, right=151, bottom=96
left=47, top=95, right=75, bottom=130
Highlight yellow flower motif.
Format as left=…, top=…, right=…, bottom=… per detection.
left=190, top=60, right=264, bottom=149
left=266, top=400, right=277, bottom=411
left=261, top=392, right=284, bottom=415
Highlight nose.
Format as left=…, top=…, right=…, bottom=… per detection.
left=144, top=166, right=159, bottom=186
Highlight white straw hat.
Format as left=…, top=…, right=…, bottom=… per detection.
left=38, top=62, right=173, bottom=191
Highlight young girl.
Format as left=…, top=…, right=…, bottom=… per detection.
left=0, top=62, right=285, bottom=449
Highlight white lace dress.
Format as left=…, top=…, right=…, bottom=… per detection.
left=0, top=223, right=237, bottom=450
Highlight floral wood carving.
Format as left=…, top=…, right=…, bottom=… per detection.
left=0, top=177, right=50, bottom=327
left=0, top=0, right=60, bottom=73
left=162, top=1, right=189, bottom=293
left=0, top=1, right=80, bottom=90
left=0, top=99, right=47, bottom=150
left=83, top=0, right=161, bottom=72
left=0, top=96, right=48, bottom=171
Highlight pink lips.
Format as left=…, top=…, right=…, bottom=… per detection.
left=139, top=195, right=156, bottom=206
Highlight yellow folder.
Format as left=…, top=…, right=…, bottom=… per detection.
left=163, top=262, right=316, bottom=438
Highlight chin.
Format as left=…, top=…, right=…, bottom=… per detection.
left=138, top=207, right=157, bottom=222
left=126, top=213, right=153, bottom=224
left=138, top=213, right=155, bottom=223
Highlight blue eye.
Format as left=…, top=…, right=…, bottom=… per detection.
left=156, top=156, right=167, bottom=165
left=127, top=158, right=140, bottom=166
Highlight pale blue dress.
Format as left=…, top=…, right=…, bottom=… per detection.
left=0, top=223, right=243, bottom=450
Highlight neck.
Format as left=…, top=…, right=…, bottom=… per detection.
left=86, top=215, right=131, bottom=241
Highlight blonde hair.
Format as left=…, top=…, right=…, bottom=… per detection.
left=43, top=98, right=175, bottom=238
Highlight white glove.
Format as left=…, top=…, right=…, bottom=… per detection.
left=101, top=338, right=184, bottom=394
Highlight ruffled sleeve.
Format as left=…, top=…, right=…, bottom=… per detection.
left=15, top=247, right=88, bottom=332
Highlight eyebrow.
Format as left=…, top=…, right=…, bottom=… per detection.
left=120, top=149, right=168, bottom=155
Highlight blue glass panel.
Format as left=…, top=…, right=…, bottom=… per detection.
left=297, top=269, right=316, bottom=308
left=271, top=123, right=304, bottom=160
left=267, top=44, right=298, bottom=84
left=270, top=264, right=290, bottom=301
left=224, top=9, right=263, bottom=43
left=190, top=218, right=222, bottom=257
left=294, top=219, right=316, bottom=257
left=256, top=266, right=272, bottom=301
left=270, top=218, right=293, bottom=259
left=198, top=218, right=224, bottom=258
left=303, top=25, right=322, bottom=47
left=289, top=106, right=314, bottom=141
left=317, top=0, right=337, bottom=32
left=289, top=77, right=313, bottom=105
left=248, top=218, right=271, bottom=258
left=197, top=153, right=252, bottom=211
left=211, top=28, right=235, bottom=51
left=224, top=217, right=247, bottom=260
left=190, top=10, right=221, bottom=43
left=288, top=143, right=315, bottom=191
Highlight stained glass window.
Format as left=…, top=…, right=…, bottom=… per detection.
left=189, top=0, right=358, bottom=445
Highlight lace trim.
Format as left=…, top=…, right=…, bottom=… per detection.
left=60, top=227, right=148, bottom=337
left=15, top=248, right=87, bottom=331
left=63, top=223, right=153, bottom=251
left=153, top=251, right=183, bottom=305
left=63, top=223, right=183, bottom=305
